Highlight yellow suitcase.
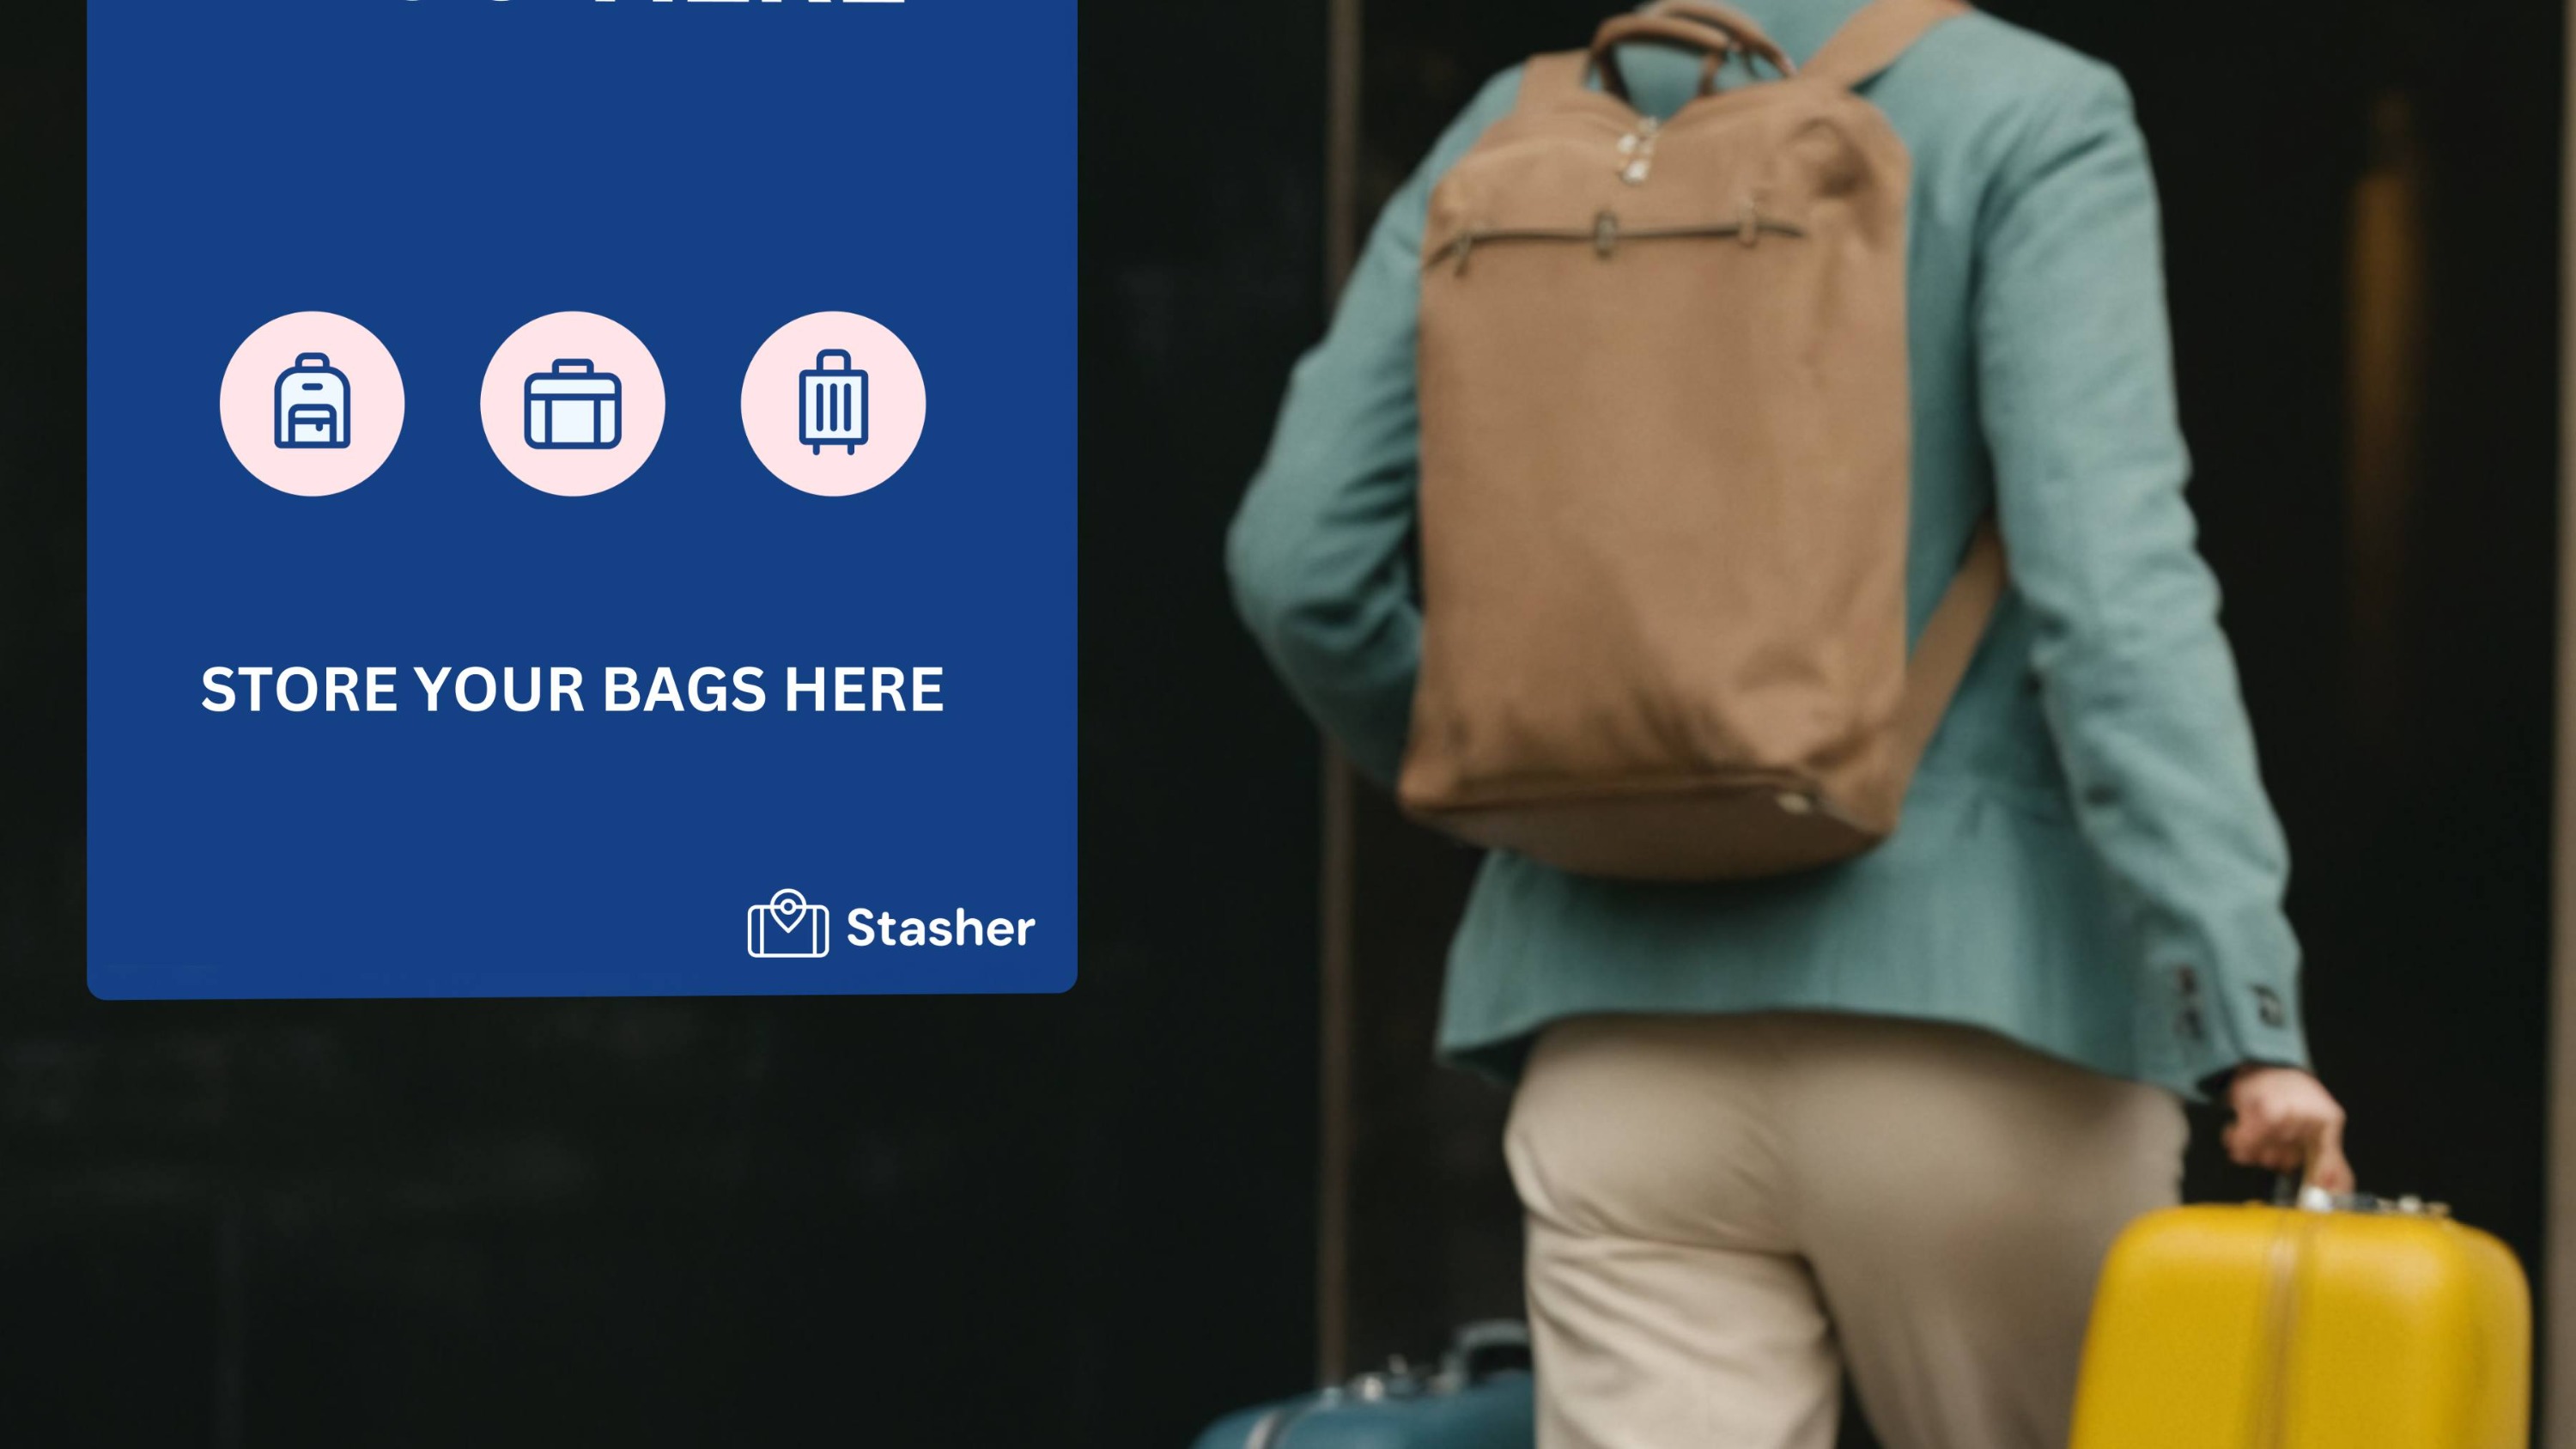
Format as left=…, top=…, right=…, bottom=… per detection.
left=2069, top=1193, right=2530, bottom=1449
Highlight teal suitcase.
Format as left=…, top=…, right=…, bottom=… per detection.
left=1192, top=1322, right=1534, bottom=1449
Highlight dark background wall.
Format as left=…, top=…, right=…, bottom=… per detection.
left=3, top=0, right=2563, bottom=1445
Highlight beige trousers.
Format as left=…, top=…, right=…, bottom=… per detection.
left=1505, top=1013, right=2185, bottom=1449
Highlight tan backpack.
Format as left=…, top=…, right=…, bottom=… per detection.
left=1399, top=0, right=2004, bottom=880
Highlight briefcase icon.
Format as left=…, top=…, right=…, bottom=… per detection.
left=526, top=358, right=621, bottom=449
left=746, top=888, right=830, bottom=959
left=799, top=350, right=867, bottom=454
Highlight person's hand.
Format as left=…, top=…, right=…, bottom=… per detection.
left=2225, top=1066, right=2354, bottom=1192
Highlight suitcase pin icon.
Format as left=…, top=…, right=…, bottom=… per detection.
left=274, top=353, right=349, bottom=449
left=525, top=359, right=622, bottom=450
left=799, top=350, right=867, bottom=454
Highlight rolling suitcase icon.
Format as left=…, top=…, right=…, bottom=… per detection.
left=799, top=350, right=867, bottom=454
left=274, top=353, right=349, bottom=449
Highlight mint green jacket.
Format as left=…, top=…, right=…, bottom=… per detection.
left=1225, top=0, right=2310, bottom=1097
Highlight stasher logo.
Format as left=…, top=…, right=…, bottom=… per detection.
left=742, top=892, right=1042, bottom=958
left=746, top=889, right=831, bottom=959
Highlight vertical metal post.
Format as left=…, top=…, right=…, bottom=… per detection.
left=1326, top=0, right=1364, bottom=295
left=1316, top=0, right=1364, bottom=1391
left=2550, top=4, right=2576, bottom=1438
left=1316, top=749, right=1356, bottom=1388
left=2342, top=91, right=2425, bottom=771
left=214, top=1191, right=246, bottom=1449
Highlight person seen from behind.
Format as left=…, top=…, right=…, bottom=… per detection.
left=1228, top=1, right=2350, bottom=1446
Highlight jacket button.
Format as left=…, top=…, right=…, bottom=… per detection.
left=2174, top=965, right=2199, bottom=997
left=2255, top=986, right=2287, bottom=1028
left=2178, top=1007, right=2205, bottom=1040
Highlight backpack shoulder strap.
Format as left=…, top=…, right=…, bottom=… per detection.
left=1886, top=520, right=2006, bottom=782
left=1802, top=0, right=1970, bottom=89
left=1512, top=51, right=1595, bottom=115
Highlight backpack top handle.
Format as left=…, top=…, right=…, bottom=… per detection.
left=1589, top=11, right=1795, bottom=102
left=1646, top=0, right=1789, bottom=52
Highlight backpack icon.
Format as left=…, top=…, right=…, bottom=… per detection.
left=273, top=353, right=349, bottom=449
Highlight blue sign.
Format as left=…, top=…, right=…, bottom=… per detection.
left=88, top=0, right=1078, bottom=998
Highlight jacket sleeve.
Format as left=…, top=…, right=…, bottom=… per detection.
left=1973, top=64, right=2312, bottom=1082
left=1225, top=72, right=1520, bottom=788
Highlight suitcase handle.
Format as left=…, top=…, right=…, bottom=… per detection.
left=1242, top=1401, right=1318, bottom=1449
left=814, top=350, right=854, bottom=372
left=294, top=353, right=331, bottom=369
left=2272, top=1172, right=2336, bottom=1212
left=1445, top=1319, right=1533, bottom=1384
left=550, top=359, right=594, bottom=374
left=2272, top=1171, right=2451, bottom=1217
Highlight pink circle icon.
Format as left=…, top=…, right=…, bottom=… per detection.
left=740, top=312, right=927, bottom=496
left=217, top=312, right=406, bottom=496
left=479, top=312, right=665, bottom=496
